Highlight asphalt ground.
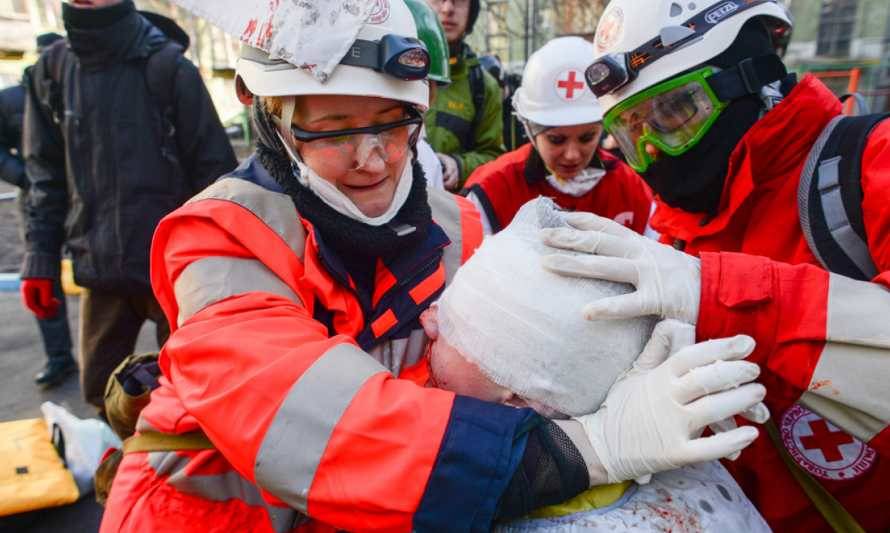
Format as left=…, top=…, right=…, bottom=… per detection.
left=1, top=182, right=158, bottom=532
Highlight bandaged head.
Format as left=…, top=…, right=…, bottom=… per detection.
left=436, top=198, right=657, bottom=416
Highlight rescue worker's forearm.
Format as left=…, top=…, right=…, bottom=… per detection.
left=496, top=420, right=598, bottom=521
left=697, top=252, right=890, bottom=451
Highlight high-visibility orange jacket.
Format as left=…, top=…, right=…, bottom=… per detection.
left=100, top=157, right=541, bottom=533
left=653, top=75, right=890, bottom=531
left=464, top=144, right=652, bottom=234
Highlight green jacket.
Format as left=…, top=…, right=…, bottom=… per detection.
left=425, top=45, right=504, bottom=185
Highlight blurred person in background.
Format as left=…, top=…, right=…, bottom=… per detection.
left=0, top=32, right=75, bottom=388
left=425, top=0, right=504, bottom=190
left=20, top=0, right=236, bottom=411
left=465, top=37, right=652, bottom=236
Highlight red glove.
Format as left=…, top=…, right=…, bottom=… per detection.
left=21, top=278, right=60, bottom=320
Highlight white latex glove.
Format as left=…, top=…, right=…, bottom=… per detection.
left=437, top=153, right=460, bottom=191
left=541, top=211, right=702, bottom=324
left=577, top=320, right=766, bottom=484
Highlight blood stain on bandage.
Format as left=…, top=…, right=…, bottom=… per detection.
left=810, top=379, right=840, bottom=396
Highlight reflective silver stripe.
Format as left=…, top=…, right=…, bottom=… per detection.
left=816, top=156, right=878, bottom=279
left=798, top=116, right=842, bottom=272
left=188, top=177, right=306, bottom=259
left=255, top=343, right=386, bottom=511
left=805, top=274, right=890, bottom=438
left=147, top=451, right=300, bottom=533
left=799, top=392, right=886, bottom=443
left=466, top=191, right=494, bottom=236
left=367, top=328, right=429, bottom=376
left=428, top=187, right=464, bottom=283
left=174, top=257, right=302, bottom=326
left=825, top=274, right=890, bottom=348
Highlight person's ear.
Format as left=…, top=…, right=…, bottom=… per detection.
left=420, top=304, right=439, bottom=340
left=235, top=76, right=254, bottom=107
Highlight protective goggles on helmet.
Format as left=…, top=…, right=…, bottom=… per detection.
left=586, top=0, right=778, bottom=97
left=603, top=67, right=727, bottom=173
left=339, top=34, right=431, bottom=80
left=283, top=106, right=424, bottom=171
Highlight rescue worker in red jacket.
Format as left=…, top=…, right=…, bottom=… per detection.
left=464, top=37, right=653, bottom=236
left=100, top=2, right=769, bottom=531
left=542, top=0, right=890, bottom=530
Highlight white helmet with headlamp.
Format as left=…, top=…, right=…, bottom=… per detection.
left=236, top=0, right=430, bottom=110
left=586, top=0, right=791, bottom=173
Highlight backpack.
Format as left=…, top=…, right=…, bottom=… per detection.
left=43, top=38, right=184, bottom=168
left=94, top=352, right=212, bottom=505
left=797, top=110, right=888, bottom=281
left=465, top=62, right=486, bottom=151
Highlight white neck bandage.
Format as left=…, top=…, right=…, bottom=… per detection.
left=436, top=198, right=656, bottom=416
left=276, top=96, right=414, bottom=226
left=544, top=167, right=606, bottom=197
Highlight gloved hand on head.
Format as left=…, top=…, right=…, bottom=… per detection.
left=425, top=199, right=767, bottom=487
left=541, top=211, right=702, bottom=325
left=575, top=319, right=767, bottom=485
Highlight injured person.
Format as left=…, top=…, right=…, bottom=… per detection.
left=419, top=198, right=770, bottom=531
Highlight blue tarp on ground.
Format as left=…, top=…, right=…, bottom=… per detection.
left=0, top=273, right=20, bottom=292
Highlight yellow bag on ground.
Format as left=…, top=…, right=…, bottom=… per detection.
left=0, top=418, right=80, bottom=516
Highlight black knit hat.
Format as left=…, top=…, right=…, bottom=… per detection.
left=466, top=0, right=480, bottom=35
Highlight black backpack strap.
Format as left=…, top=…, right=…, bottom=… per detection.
left=42, top=40, right=70, bottom=126
left=798, top=113, right=888, bottom=280
left=145, top=41, right=184, bottom=162
left=467, top=63, right=486, bottom=151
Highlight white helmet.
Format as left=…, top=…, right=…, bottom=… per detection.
left=236, top=0, right=429, bottom=110
left=513, top=36, right=604, bottom=126
left=590, top=0, right=791, bottom=114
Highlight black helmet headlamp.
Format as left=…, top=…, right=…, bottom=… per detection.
left=339, top=34, right=431, bottom=80
left=585, top=0, right=780, bottom=97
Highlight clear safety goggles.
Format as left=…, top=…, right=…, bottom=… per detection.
left=285, top=107, right=424, bottom=171
left=603, top=67, right=727, bottom=173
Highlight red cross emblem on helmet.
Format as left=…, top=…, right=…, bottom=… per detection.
left=556, top=69, right=587, bottom=101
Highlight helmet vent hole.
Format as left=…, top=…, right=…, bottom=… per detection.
left=670, top=3, right=683, bottom=17
left=688, top=3, right=696, bottom=10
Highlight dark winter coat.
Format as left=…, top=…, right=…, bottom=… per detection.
left=22, top=6, right=237, bottom=291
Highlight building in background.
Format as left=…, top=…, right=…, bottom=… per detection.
left=471, top=0, right=606, bottom=73
left=784, top=0, right=890, bottom=112
left=0, top=0, right=247, bottom=132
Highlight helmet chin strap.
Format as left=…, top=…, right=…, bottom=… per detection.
left=273, top=96, right=415, bottom=227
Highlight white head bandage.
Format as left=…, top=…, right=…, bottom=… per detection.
left=436, top=198, right=657, bottom=416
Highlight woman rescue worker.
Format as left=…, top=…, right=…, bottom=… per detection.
left=464, top=37, right=653, bottom=235
left=100, top=2, right=767, bottom=531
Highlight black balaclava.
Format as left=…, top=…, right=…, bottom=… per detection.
left=62, top=0, right=165, bottom=69
left=252, top=99, right=432, bottom=266
left=641, top=18, right=778, bottom=215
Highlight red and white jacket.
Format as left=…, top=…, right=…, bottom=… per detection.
left=653, top=75, right=890, bottom=531
left=100, top=158, right=540, bottom=533
left=464, top=144, right=653, bottom=235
